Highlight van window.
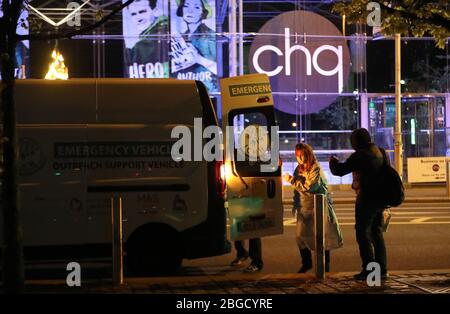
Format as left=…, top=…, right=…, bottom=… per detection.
left=229, top=107, right=280, bottom=177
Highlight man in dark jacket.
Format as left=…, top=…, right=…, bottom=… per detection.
left=329, top=128, right=388, bottom=280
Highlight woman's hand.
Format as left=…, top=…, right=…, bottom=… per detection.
left=283, top=173, right=292, bottom=183
left=298, top=175, right=306, bottom=185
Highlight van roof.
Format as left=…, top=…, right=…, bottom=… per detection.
left=16, top=79, right=210, bottom=125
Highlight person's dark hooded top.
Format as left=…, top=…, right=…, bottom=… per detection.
left=329, top=128, right=385, bottom=206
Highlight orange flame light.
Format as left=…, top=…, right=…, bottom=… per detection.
left=45, top=49, right=68, bottom=80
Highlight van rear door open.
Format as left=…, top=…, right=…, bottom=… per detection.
left=220, top=74, right=283, bottom=241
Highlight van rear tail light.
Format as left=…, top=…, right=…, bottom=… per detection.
left=216, top=161, right=226, bottom=197
left=220, top=164, right=226, bottom=182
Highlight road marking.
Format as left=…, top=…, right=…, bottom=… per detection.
left=282, top=222, right=450, bottom=226
left=328, top=221, right=450, bottom=226
left=335, top=208, right=450, bottom=211
left=396, top=203, right=450, bottom=206
left=409, top=217, right=431, bottom=223
left=399, top=216, right=450, bottom=219
left=391, top=212, right=450, bottom=215
left=284, top=214, right=450, bottom=219
left=335, top=215, right=450, bottom=218
left=228, top=220, right=450, bottom=227
left=285, top=207, right=450, bottom=212
left=393, top=278, right=450, bottom=294
left=434, top=288, right=450, bottom=293
left=230, top=216, right=450, bottom=227
left=281, top=218, right=450, bottom=226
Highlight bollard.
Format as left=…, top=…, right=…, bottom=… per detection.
left=314, top=194, right=326, bottom=280
left=111, top=194, right=123, bottom=286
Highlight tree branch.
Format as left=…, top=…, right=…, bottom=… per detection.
left=2, top=0, right=10, bottom=17
left=378, top=1, right=450, bottom=32
left=15, top=0, right=135, bottom=42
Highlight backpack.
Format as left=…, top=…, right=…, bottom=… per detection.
left=378, top=148, right=405, bottom=208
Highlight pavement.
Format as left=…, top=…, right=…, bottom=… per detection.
left=22, top=269, right=450, bottom=294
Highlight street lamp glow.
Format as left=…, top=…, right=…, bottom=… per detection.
left=45, top=49, right=69, bottom=80
left=292, top=122, right=297, bottom=127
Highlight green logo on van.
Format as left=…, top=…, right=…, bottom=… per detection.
left=19, top=137, right=46, bottom=176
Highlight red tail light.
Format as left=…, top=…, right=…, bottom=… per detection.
left=216, top=161, right=226, bottom=197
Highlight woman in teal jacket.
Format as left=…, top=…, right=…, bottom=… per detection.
left=284, top=143, right=344, bottom=273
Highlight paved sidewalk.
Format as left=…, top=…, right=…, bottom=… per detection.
left=23, top=270, right=450, bottom=294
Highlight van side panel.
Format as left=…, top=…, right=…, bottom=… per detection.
left=0, top=79, right=230, bottom=261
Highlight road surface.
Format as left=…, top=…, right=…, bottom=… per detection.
left=182, top=201, right=450, bottom=275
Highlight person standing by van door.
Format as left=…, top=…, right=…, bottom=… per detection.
left=329, top=128, right=388, bottom=280
left=284, top=143, right=343, bottom=273
left=230, top=238, right=263, bottom=273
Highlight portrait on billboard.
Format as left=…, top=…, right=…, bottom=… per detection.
left=0, top=6, right=29, bottom=79
left=122, top=0, right=170, bottom=78
left=170, top=0, right=217, bottom=93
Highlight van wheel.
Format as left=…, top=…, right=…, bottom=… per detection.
left=126, top=224, right=183, bottom=276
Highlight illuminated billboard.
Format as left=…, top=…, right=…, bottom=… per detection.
left=0, top=6, right=29, bottom=79
left=122, top=0, right=170, bottom=78
left=170, top=0, right=217, bottom=93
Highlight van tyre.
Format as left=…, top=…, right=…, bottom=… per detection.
left=126, top=224, right=183, bottom=276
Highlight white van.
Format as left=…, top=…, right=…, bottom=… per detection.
left=1, top=79, right=230, bottom=275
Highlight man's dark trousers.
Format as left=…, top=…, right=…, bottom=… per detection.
left=235, top=238, right=263, bottom=268
left=355, top=201, right=387, bottom=274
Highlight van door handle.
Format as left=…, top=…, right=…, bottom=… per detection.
left=267, top=179, right=276, bottom=199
